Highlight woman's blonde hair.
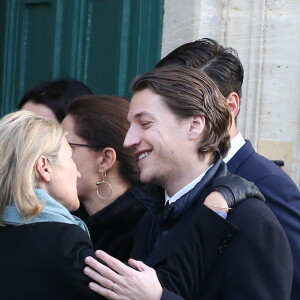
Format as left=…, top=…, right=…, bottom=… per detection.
left=0, top=110, right=65, bottom=222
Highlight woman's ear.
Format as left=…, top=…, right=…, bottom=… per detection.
left=187, top=115, right=206, bottom=140
left=97, top=147, right=117, bottom=172
left=36, top=156, right=52, bottom=182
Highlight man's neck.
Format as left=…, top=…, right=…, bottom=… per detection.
left=229, top=123, right=239, bottom=140
left=165, top=163, right=212, bottom=205
left=164, top=152, right=214, bottom=197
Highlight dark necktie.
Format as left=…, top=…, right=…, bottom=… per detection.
left=162, top=201, right=172, bottom=223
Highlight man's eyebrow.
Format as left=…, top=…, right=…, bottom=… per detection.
left=133, top=111, right=156, bottom=119
left=127, top=111, right=157, bottom=123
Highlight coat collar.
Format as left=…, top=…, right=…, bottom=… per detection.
left=164, top=152, right=227, bottom=224
left=226, top=140, right=255, bottom=173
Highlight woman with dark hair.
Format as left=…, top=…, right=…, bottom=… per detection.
left=62, top=95, right=147, bottom=260
left=18, top=79, right=93, bottom=122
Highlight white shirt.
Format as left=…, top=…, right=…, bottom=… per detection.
left=223, top=132, right=246, bottom=164
left=165, top=165, right=212, bottom=205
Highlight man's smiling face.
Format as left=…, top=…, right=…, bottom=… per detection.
left=123, top=88, right=191, bottom=190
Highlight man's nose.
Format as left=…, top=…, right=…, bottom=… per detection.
left=123, top=126, right=140, bottom=149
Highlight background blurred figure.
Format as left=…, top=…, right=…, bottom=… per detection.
left=156, top=38, right=300, bottom=299
left=18, top=79, right=93, bottom=122
left=62, top=95, right=147, bottom=261
left=0, top=110, right=102, bottom=299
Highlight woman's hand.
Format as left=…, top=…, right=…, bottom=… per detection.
left=84, top=250, right=163, bottom=300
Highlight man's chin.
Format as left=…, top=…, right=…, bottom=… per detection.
left=140, top=173, right=162, bottom=187
left=139, top=173, right=153, bottom=184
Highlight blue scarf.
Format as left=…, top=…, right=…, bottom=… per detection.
left=1, top=189, right=89, bottom=235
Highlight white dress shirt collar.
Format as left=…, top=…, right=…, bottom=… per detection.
left=165, top=165, right=213, bottom=205
left=223, top=132, right=246, bottom=164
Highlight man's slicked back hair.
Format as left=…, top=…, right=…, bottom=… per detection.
left=156, top=38, right=244, bottom=99
left=131, top=65, right=231, bottom=158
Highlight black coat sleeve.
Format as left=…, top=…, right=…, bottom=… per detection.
left=56, top=225, right=106, bottom=300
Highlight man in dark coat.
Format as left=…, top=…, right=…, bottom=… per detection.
left=83, top=65, right=292, bottom=300
left=156, top=38, right=300, bottom=300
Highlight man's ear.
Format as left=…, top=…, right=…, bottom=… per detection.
left=226, top=92, right=240, bottom=119
left=97, top=147, right=117, bottom=172
left=187, top=115, right=206, bottom=140
left=36, top=156, right=52, bottom=182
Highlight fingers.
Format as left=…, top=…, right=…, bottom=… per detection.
left=85, top=253, right=162, bottom=300
left=88, top=281, right=119, bottom=300
left=84, top=265, right=105, bottom=286
left=95, top=250, right=134, bottom=276
left=128, top=259, right=159, bottom=282
left=84, top=256, right=119, bottom=284
left=84, top=266, right=120, bottom=299
left=84, top=256, right=102, bottom=273
left=128, top=258, right=147, bottom=272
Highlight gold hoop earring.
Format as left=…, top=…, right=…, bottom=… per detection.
left=96, top=171, right=112, bottom=200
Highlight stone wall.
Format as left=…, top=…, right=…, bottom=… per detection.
left=161, top=0, right=300, bottom=187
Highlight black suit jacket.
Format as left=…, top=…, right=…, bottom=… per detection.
left=131, top=160, right=293, bottom=300
left=153, top=205, right=237, bottom=300
left=199, top=198, right=292, bottom=300
left=0, top=222, right=103, bottom=300
left=227, top=139, right=300, bottom=299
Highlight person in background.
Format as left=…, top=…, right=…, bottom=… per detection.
left=62, top=95, right=147, bottom=261
left=18, top=79, right=92, bottom=122
left=156, top=38, right=300, bottom=300
left=0, top=110, right=102, bottom=299
left=84, top=65, right=292, bottom=300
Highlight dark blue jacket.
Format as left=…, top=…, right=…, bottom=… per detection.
left=227, top=139, right=300, bottom=300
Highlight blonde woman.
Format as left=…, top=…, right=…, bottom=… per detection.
left=0, top=111, right=101, bottom=300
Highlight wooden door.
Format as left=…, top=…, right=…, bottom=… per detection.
left=0, top=0, right=164, bottom=116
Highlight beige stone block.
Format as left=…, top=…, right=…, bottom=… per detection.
left=257, top=140, right=293, bottom=177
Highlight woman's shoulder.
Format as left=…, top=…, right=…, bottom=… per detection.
left=0, top=223, right=98, bottom=299
left=1, top=222, right=91, bottom=244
